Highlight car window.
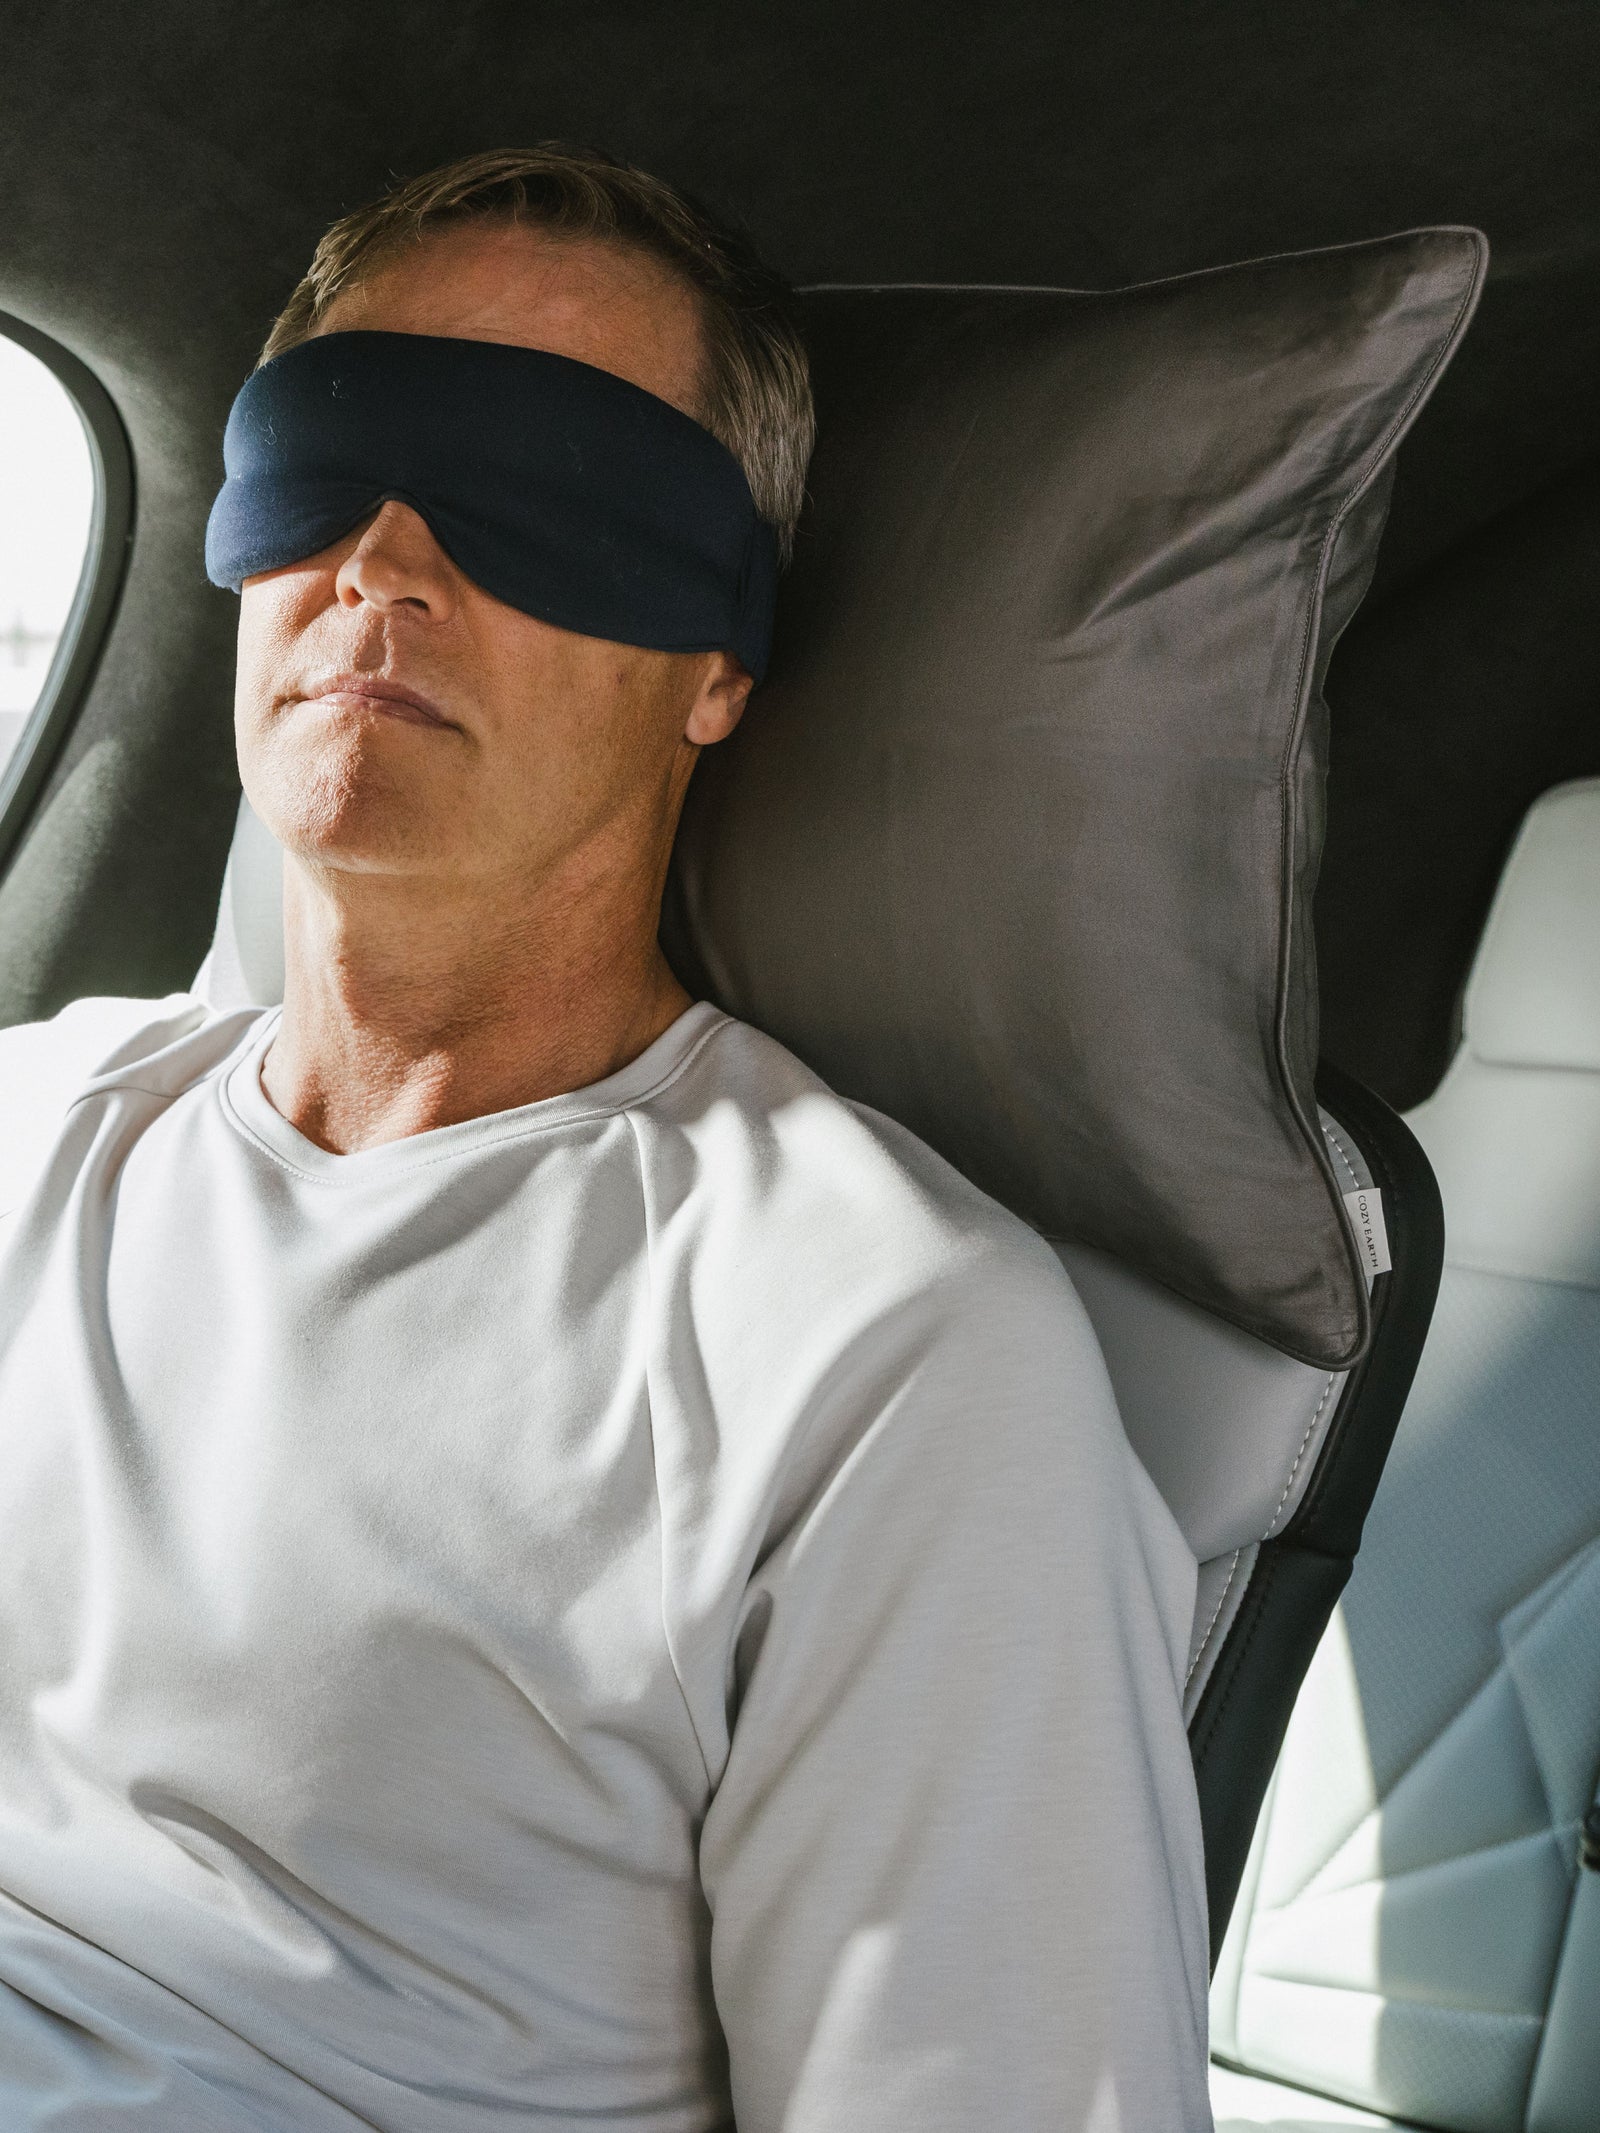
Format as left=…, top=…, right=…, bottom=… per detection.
left=0, top=329, right=96, bottom=778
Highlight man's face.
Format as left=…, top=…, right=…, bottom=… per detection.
left=234, top=221, right=753, bottom=894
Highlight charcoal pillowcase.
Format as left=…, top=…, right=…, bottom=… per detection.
left=664, top=229, right=1486, bottom=1368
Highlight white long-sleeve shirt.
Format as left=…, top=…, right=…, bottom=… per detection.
left=0, top=992, right=1210, bottom=2130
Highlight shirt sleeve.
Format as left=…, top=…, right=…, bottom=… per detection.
left=698, top=1238, right=1213, bottom=2132
left=0, top=994, right=206, bottom=1218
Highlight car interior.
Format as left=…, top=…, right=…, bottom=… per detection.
left=1, top=9, right=1597, bottom=2130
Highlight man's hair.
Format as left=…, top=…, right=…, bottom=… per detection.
left=261, top=145, right=814, bottom=563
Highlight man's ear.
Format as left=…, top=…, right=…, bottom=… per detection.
left=684, top=651, right=755, bottom=746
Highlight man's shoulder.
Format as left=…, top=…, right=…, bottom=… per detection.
left=639, top=1010, right=1066, bottom=1312
left=636, top=1015, right=1126, bottom=1586
left=0, top=993, right=261, bottom=1213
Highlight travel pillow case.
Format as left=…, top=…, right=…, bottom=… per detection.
left=664, top=228, right=1487, bottom=1367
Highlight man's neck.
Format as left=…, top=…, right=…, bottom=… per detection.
left=259, top=850, right=693, bottom=1155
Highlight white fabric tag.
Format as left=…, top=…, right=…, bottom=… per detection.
left=1343, top=1185, right=1392, bottom=1277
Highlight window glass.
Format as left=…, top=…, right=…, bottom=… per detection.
left=0, top=332, right=96, bottom=775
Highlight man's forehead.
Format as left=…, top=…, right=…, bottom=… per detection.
left=313, top=220, right=707, bottom=420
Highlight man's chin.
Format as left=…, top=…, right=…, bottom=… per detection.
left=242, top=760, right=470, bottom=881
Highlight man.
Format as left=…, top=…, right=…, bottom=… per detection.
left=0, top=147, right=1210, bottom=2129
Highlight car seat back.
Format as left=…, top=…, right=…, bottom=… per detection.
left=1212, top=778, right=1600, bottom=2130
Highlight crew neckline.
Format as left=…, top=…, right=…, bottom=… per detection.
left=220, top=999, right=727, bottom=1182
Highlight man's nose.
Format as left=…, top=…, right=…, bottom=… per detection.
left=334, top=500, right=458, bottom=619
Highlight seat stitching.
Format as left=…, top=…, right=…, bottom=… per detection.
left=1258, top=1822, right=1573, bottom=1911
left=1323, top=1122, right=1360, bottom=1194
left=1185, top=1547, right=1243, bottom=1688
left=1192, top=1550, right=1281, bottom=1762
left=1241, top=1971, right=1544, bottom=2023
left=1254, top=1118, right=1359, bottom=1539
left=1265, top=1370, right=1340, bottom=1538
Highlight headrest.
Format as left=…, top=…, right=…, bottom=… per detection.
left=195, top=793, right=284, bottom=1013
left=205, top=331, right=779, bottom=680
left=1404, top=777, right=1600, bottom=1288
left=1463, top=778, right=1600, bottom=1070
left=202, top=230, right=1485, bottom=1369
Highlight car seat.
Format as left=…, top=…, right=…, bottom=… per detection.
left=1211, top=777, right=1600, bottom=2131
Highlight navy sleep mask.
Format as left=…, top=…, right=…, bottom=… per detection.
left=205, top=330, right=779, bottom=681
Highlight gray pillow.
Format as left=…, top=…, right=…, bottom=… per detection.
left=663, top=229, right=1486, bottom=1367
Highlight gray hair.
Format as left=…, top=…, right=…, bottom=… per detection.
left=261, top=145, right=814, bottom=564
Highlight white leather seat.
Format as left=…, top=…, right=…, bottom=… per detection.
left=1211, top=777, right=1600, bottom=2133
left=1056, top=1230, right=1365, bottom=1724
left=1212, top=2061, right=1398, bottom=2126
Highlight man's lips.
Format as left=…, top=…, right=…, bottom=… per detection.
left=296, top=674, right=459, bottom=730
